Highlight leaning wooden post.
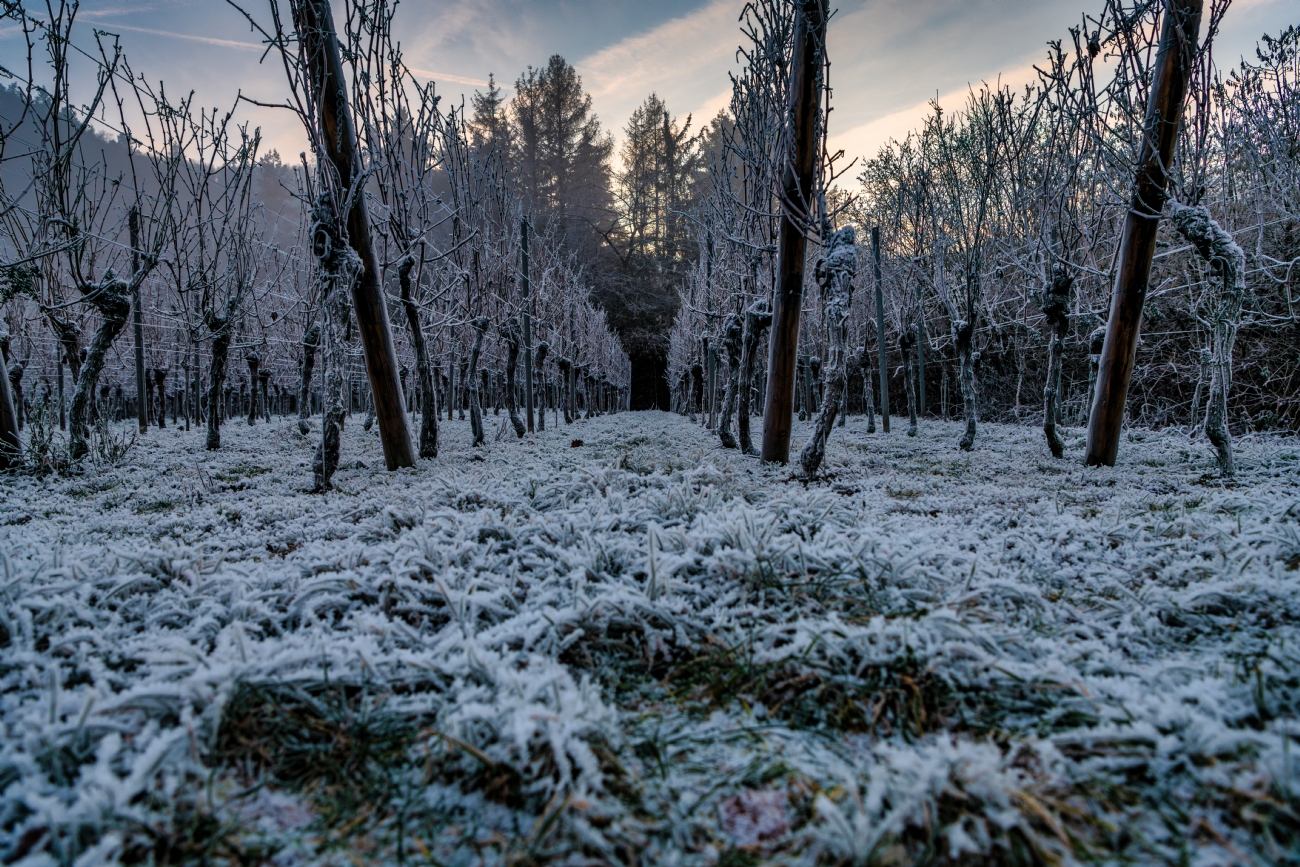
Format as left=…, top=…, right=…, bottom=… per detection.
left=873, top=226, right=889, bottom=433
left=292, top=0, right=414, bottom=470
left=760, top=0, right=827, bottom=463
left=1085, top=0, right=1203, bottom=466
left=521, top=218, right=535, bottom=434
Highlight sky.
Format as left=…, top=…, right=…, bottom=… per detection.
left=2, top=0, right=1295, bottom=175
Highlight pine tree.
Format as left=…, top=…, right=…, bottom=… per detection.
left=510, top=56, right=613, bottom=249
left=470, top=73, right=511, bottom=158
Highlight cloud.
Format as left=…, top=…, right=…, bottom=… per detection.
left=576, top=0, right=741, bottom=131
left=91, top=23, right=262, bottom=52
left=827, top=60, right=1044, bottom=167
left=405, top=67, right=503, bottom=90
left=578, top=0, right=737, bottom=101
left=694, top=87, right=735, bottom=125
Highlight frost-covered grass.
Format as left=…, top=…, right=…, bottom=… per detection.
left=1, top=410, right=1298, bottom=866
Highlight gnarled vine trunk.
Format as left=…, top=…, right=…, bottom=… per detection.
left=800, top=227, right=858, bottom=475
left=206, top=307, right=234, bottom=451
left=1041, top=267, right=1073, bottom=458
left=1169, top=201, right=1246, bottom=477
left=70, top=277, right=132, bottom=461
left=310, top=195, right=364, bottom=492
left=502, top=318, right=526, bottom=438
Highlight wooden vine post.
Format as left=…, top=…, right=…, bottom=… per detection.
left=522, top=218, right=535, bottom=433
left=292, top=0, right=414, bottom=470
left=1085, top=0, right=1203, bottom=466
left=760, top=0, right=827, bottom=463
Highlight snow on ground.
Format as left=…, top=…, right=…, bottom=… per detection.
left=1, top=409, right=1298, bottom=865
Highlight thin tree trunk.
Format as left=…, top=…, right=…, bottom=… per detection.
left=838, top=355, right=854, bottom=427
left=1085, top=0, right=1204, bottom=466
left=700, top=336, right=711, bottom=426
left=299, top=324, right=320, bottom=435
left=737, top=299, right=771, bottom=456
left=154, top=368, right=167, bottom=430
left=246, top=353, right=259, bottom=426
left=0, top=334, right=19, bottom=468
left=760, top=0, right=827, bottom=463
left=396, top=259, right=436, bottom=458
left=861, top=344, right=876, bottom=433
left=521, top=219, right=535, bottom=433
left=872, top=227, right=890, bottom=434
left=206, top=306, right=235, bottom=451
left=468, top=317, right=487, bottom=446
left=558, top=357, right=573, bottom=424
left=193, top=341, right=203, bottom=425
left=568, top=361, right=577, bottom=423
left=181, top=360, right=191, bottom=431
left=502, top=318, right=526, bottom=438
left=798, top=363, right=807, bottom=420
left=717, top=314, right=742, bottom=449
left=534, top=341, right=549, bottom=433
left=806, top=358, right=816, bottom=415
left=901, top=330, right=918, bottom=437
left=917, top=317, right=927, bottom=417
left=7, top=362, right=22, bottom=431
left=689, top=362, right=704, bottom=424
left=1042, top=267, right=1073, bottom=458
left=130, top=208, right=147, bottom=435
left=707, top=341, right=718, bottom=430
left=956, top=309, right=978, bottom=451
left=447, top=354, right=455, bottom=422
left=458, top=358, right=468, bottom=421
left=260, top=370, right=271, bottom=422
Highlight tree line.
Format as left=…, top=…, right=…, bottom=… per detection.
left=1, top=0, right=1296, bottom=483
